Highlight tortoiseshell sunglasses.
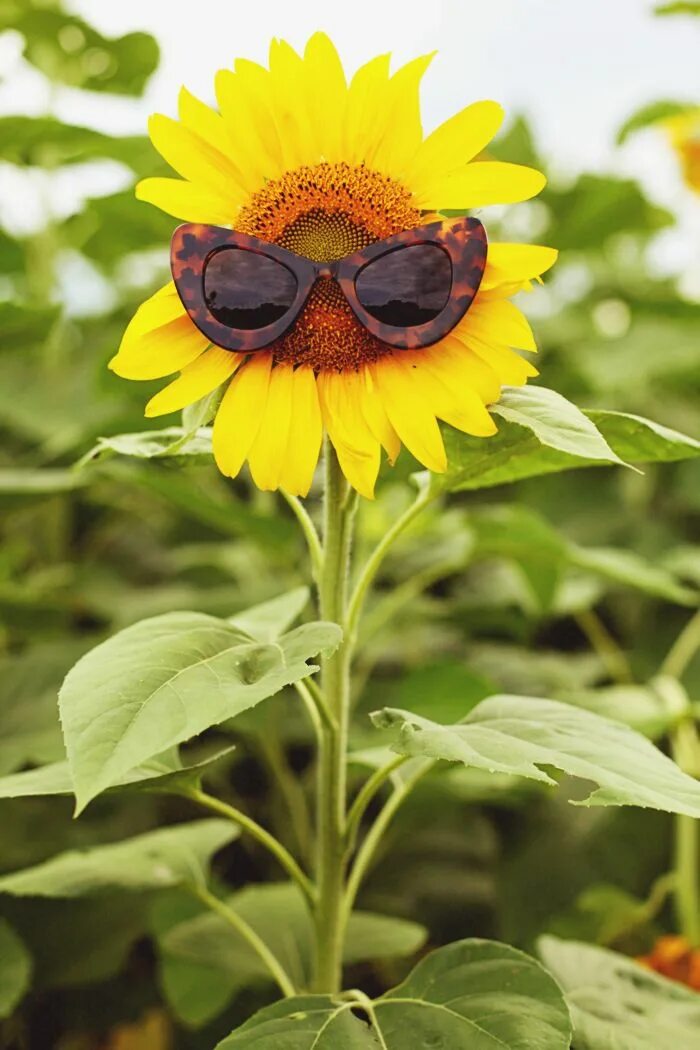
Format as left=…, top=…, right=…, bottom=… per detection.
left=170, top=215, right=487, bottom=353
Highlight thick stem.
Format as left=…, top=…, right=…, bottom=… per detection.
left=672, top=720, right=700, bottom=946
left=662, top=612, right=700, bottom=947
left=312, top=443, right=355, bottom=992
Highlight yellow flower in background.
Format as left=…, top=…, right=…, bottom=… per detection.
left=110, top=33, right=557, bottom=498
left=665, top=108, right=700, bottom=193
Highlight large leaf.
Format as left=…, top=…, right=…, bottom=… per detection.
left=539, top=936, right=700, bottom=1049
left=0, top=745, right=234, bottom=800
left=466, top=504, right=699, bottom=608
left=63, top=190, right=173, bottom=269
left=79, top=427, right=214, bottom=466
left=373, top=695, right=700, bottom=816
left=0, top=919, right=31, bottom=1018
left=617, top=100, right=697, bottom=144
left=216, top=938, right=571, bottom=1048
left=59, top=611, right=341, bottom=811
left=0, top=820, right=236, bottom=898
left=434, top=389, right=700, bottom=493
left=0, top=301, right=60, bottom=348
left=544, top=173, right=672, bottom=250
left=0, top=643, right=85, bottom=775
left=229, top=587, right=310, bottom=642
left=0, top=116, right=156, bottom=171
left=1, top=2, right=159, bottom=96
left=161, top=882, right=426, bottom=1023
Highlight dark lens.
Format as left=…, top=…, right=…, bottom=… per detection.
left=355, top=244, right=452, bottom=328
left=204, top=248, right=297, bottom=330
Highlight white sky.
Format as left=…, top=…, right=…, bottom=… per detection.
left=1, top=0, right=699, bottom=285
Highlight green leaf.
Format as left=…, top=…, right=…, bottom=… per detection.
left=0, top=820, right=237, bottom=898
left=0, top=116, right=157, bottom=172
left=0, top=643, right=85, bottom=775
left=544, top=173, right=673, bottom=250
left=434, top=390, right=700, bottom=493
left=78, top=427, right=214, bottom=467
left=538, top=936, right=700, bottom=1049
left=655, top=1, right=700, bottom=14
left=59, top=611, right=341, bottom=811
left=560, top=682, right=685, bottom=740
left=229, top=587, right=310, bottom=641
left=586, top=409, right=700, bottom=463
left=373, top=695, right=700, bottom=816
left=617, top=100, right=697, bottom=144
left=1, top=3, right=159, bottom=96
left=569, top=545, right=699, bottom=606
left=0, top=301, right=60, bottom=348
left=62, top=190, right=173, bottom=269
left=0, top=745, right=235, bottom=800
left=0, top=919, right=31, bottom=1018
left=0, top=469, right=85, bottom=503
left=216, top=938, right=572, bottom=1048
left=162, top=882, right=426, bottom=1021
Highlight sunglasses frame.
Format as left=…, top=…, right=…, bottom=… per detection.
left=170, top=215, right=487, bottom=353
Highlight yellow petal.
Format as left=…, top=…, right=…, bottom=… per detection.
left=435, top=335, right=502, bottom=404
left=415, top=161, right=546, bottom=209
left=371, top=356, right=447, bottom=474
left=406, top=100, right=504, bottom=184
left=125, top=283, right=184, bottom=340
left=217, top=60, right=284, bottom=190
left=482, top=243, right=558, bottom=291
left=368, top=53, right=435, bottom=175
left=317, top=370, right=380, bottom=499
left=148, top=114, right=246, bottom=205
left=145, top=347, right=242, bottom=417
left=135, top=177, right=234, bottom=225
left=268, top=39, right=318, bottom=169
left=343, top=52, right=391, bottom=163
left=460, top=334, right=539, bottom=386
left=280, top=366, right=323, bottom=497
left=402, top=351, right=496, bottom=437
left=248, top=364, right=294, bottom=491
left=110, top=316, right=208, bottom=380
left=212, top=354, right=272, bottom=479
left=303, top=32, right=347, bottom=163
left=360, top=366, right=401, bottom=463
left=466, top=298, right=537, bottom=351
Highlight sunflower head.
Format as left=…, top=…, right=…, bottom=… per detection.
left=665, top=109, right=700, bottom=193
left=110, top=33, right=557, bottom=498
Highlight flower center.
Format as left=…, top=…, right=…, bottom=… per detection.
left=236, top=162, right=421, bottom=371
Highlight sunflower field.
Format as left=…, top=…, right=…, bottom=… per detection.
left=1, top=3, right=700, bottom=1048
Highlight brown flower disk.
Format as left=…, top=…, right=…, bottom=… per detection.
left=236, top=162, right=422, bottom=371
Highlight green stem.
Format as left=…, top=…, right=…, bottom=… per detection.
left=343, top=759, right=433, bottom=924
left=575, top=608, right=633, bottom=684
left=345, top=484, right=434, bottom=652
left=281, top=489, right=323, bottom=582
left=662, top=609, right=700, bottom=680
left=184, top=787, right=315, bottom=906
left=192, top=885, right=296, bottom=997
left=313, top=443, right=356, bottom=992
left=661, top=610, right=700, bottom=947
left=344, top=756, right=408, bottom=856
left=671, top=720, right=700, bottom=946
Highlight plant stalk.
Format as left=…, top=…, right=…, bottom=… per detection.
left=312, top=443, right=356, bottom=992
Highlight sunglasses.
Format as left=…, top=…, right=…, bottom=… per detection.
left=170, top=215, right=487, bottom=353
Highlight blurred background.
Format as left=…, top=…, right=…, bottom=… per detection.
left=0, top=1, right=699, bottom=1048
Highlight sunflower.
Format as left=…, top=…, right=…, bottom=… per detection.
left=110, top=33, right=557, bottom=498
left=664, top=108, right=700, bottom=193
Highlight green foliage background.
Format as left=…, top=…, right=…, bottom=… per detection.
left=0, top=2, right=699, bottom=1047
